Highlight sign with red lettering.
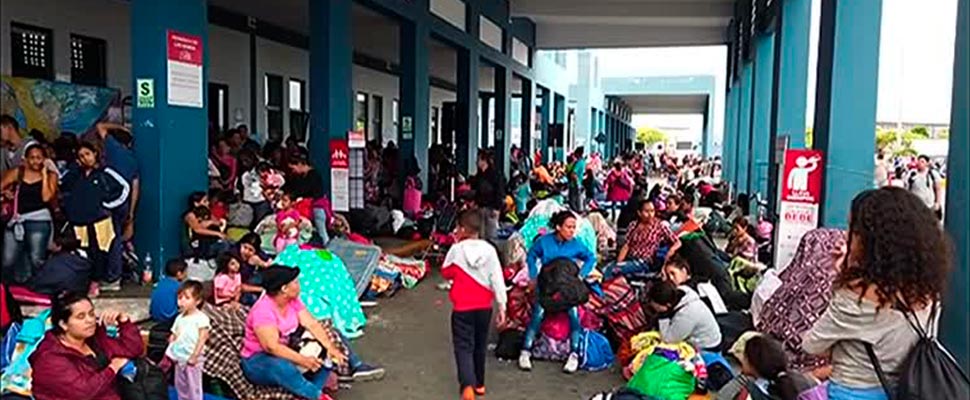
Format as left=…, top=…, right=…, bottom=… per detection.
left=330, top=139, right=349, bottom=212
left=775, top=149, right=825, bottom=269
left=166, top=30, right=203, bottom=108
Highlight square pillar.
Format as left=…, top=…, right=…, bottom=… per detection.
left=131, top=0, right=208, bottom=269
left=398, top=18, right=430, bottom=192
left=309, top=0, right=353, bottom=193
left=813, top=0, right=882, bottom=227
left=942, top=0, right=969, bottom=371
left=456, top=48, right=479, bottom=177
left=493, top=66, right=513, bottom=177
left=769, top=0, right=813, bottom=212
left=736, top=62, right=754, bottom=196
left=538, top=87, right=551, bottom=162
left=723, top=84, right=738, bottom=184
left=751, top=33, right=776, bottom=200
left=520, top=79, right=534, bottom=158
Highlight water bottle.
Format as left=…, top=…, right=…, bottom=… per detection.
left=119, top=360, right=137, bottom=382
left=142, top=253, right=153, bottom=285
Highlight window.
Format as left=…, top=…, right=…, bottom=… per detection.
left=372, top=95, right=383, bottom=144
left=10, top=22, right=53, bottom=80
left=431, top=106, right=440, bottom=145
left=391, top=99, right=400, bottom=145
left=265, top=74, right=284, bottom=142
left=354, top=92, right=369, bottom=139
left=70, top=34, right=106, bottom=86
left=288, top=79, right=304, bottom=111
left=208, top=83, right=229, bottom=132
left=289, top=79, right=307, bottom=142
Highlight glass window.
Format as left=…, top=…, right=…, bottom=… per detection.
left=289, top=79, right=304, bottom=111
left=265, top=74, right=283, bottom=141
left=10, top=22, right=53, bottom=80
left=355, top=92, right=369, bottom=139
left=372, top=95, right=383, bottom=144
left=70, top=34, right=106, bottom=86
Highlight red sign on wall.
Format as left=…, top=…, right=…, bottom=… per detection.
left=780, top=149, right=824, bottom=204
left=330, top=139, right=349, bottom=169
left=166, top=31, right=203, bottom=65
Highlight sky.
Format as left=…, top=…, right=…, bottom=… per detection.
left=593, top=0, right=959, bottom=146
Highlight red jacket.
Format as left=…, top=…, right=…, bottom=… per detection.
left=441, top=240, right=508, bottom=312
left=29, top=322, right=145, bottom=400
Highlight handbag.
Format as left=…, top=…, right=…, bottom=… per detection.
left=403, top=177, right=422, bottom=216
left=119, top=358, right=168, bottom=400
left=1, top=167, right=23, bottom=227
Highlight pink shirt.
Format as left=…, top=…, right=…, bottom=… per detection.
left=213, top=272, right=242, bottom=305
left=240, top=295, right=306, bottom=358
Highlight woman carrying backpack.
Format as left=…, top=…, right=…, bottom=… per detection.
left=803, top=187, right=951, bottom=400
left=519, top=211, right=596, bottom=374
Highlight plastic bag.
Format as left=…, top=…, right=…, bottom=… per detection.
left=627, top=354, right=696, bottom=400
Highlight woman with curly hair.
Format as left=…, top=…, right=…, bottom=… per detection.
left=803, top=187, right=950, bottom=400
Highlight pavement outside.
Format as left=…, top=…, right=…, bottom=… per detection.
left=341, top=268, right=625, bottom=400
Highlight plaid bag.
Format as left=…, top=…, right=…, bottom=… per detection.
left=588, top=277, right=647, bottom=347
left=202, top=304, right=351, bottom=400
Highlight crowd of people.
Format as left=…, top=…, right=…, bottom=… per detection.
left=0, top=109, right=960, bottom=400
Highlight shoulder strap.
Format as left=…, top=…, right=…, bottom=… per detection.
left=864, top=342, right=895, bottom=400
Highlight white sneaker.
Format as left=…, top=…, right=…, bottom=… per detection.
left=518, top=350, right=533, bottom=371
left=563, top=352, right=580, bottom=374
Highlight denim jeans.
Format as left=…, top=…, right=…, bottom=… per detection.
left=601, top=258, right=653, bottom=280
left=522, top=302, right=582, bottom=353
left=312, top=208, right=331, bottom=245
left=827, top=381, right=888, bottom=400
left=241, top=353, right=330, bottom=400
left=2, top=220, right=52, bottom=284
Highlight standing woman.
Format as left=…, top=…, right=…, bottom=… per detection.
left=61, top=140, right=129, bottom=294
left=803, top=187, right=950, bottom=400
left=604, top=161, right=633, bottom=221
left=469, top=150, right=506, bottom=240
left=519, top=211, right=596, bottom=373
left=2, top=143, right=58, bottom=284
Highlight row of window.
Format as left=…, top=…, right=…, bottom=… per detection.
left=9, top=22, right=107, bottom=86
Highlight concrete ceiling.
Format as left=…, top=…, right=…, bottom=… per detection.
left=511, top=0, right=734, bottom=49
left=618, top=94, right=710, bottom=114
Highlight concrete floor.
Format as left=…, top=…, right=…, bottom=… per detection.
left=341, top=270, right=625, bottom=400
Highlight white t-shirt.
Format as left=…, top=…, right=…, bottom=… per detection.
left=908, top=169, right=941, bottom=208
left=166, top=311, right=211, bottom=362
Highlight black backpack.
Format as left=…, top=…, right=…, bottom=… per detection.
left=537, top=258, right=590, bottom=314
left=865, top=302, right=970, bottom=399
left=119, top=358, right=168, bottom=400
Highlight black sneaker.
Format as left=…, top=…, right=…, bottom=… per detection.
left=339, top=364, right=385, bottom=383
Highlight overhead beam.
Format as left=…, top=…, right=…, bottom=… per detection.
left=536, top=25, right=727, bottom=49
left=512, top=0, right=734, bottom=19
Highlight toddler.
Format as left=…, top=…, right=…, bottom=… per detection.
left=166, top=280, right=211, bottom=400
left=213, top=252, right=243, bottom=308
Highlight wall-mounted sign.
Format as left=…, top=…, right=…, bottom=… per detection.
left=166, top=30, right=203, bottom=108
left=330, top=139, right=350, bottom=212
left=348, top=130, right=366, bottom=149
left=136, top=79, right=155, bottom=108
left=774, top=149, right=824, bottom=268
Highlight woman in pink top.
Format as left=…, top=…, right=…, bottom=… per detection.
left=604, top=161, right=634, bottom=220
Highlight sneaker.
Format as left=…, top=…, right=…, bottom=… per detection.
left=474, top=386, right=486, bottom=396
left=563, top=352, right=580, bottom=374
left=100, top=280, right=122, bottom=292
left=351, top=364, right=385, bottom=382
left=461, top=386, right=476, bottom=400
left=518, top=350, right=533, bottom=371
left=88, top=282, right=100, bottom=298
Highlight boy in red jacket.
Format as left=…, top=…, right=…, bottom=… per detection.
left=441, top=210, right=508, bottom=400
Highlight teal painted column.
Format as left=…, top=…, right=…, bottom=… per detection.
left=769, top=0, right=813, bottom=212
left=751, top=33, right=776, bottom=199
left=309, top=0, right=353, bottom=193
left=399, top=15, right=430, bottom=192
left=812, top=0, right=882, bottom=227
left=775, top=0, right=812, bottom=149
left=539, top=87, right=551, bottom=163
left=494, top=66, right=513, bottom=177
left=520, top=79, right=534, bottom=158
left=554, top=93, right=566, bottom=161
left=723, top=84, right=737, bottom=184
left=131, top=0, right=208, bottom=270
left=942, top=0, right=969, bottom=371
left=736, top=63, right=754, bottom=196
left=456, top=48, right=479, bottom=177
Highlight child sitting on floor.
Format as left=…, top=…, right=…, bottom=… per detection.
left=726, top=217, right=757, bottom=262
left=150, top=258, right=188, bottom=325
left=213, top=252, right=243, bottom=308
left=273, top=191, right=307, bottom=253
left=718, top=334, right=822, bottom=400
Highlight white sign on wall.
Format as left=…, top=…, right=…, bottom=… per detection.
left=166, top=31, right=203, bottom=108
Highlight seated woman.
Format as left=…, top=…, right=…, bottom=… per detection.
left=183, top=191, right=228, bottom=258
left=644, top=281, right=722, bottom=352
left=29, top=292, right=144, bottom=400
left=663, top=255, right=728, bottom=315
left=519, top=211, right=596, bottom=374
left=235, top=233, right=271, bottom=305
left=241, top=265, right=382, bottom=400
left=606, top=199, right=682, bottom=279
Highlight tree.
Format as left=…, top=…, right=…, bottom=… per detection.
left=908, top=126, right=930, bottom=138
left=876, top=128, right=898, bottom=151
left=636, top=127, right=667, bottom=146
left=939, top=128, right=950, bottom=139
